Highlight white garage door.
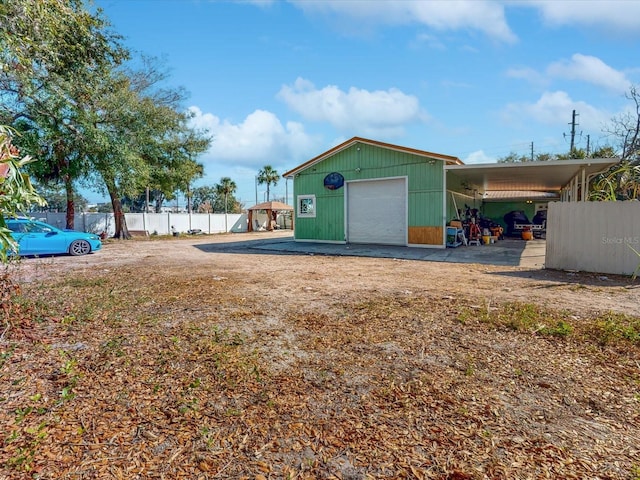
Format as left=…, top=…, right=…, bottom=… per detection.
left=347, top=178, right=407, bottom=245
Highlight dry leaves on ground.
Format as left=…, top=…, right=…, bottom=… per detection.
left=1, top=237, right=639, bottom=479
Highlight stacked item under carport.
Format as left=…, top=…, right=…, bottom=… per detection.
left=504, top=210, right=546, bottom=239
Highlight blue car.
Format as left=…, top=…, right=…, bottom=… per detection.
left=5, top=218, right=102, bottom=257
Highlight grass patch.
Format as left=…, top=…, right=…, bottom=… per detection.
left=589, top=311, right=640, bottom=346
left=458, top=301, right=639, bottom=347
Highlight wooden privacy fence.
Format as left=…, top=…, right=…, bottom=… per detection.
left=546, top=201, right=640, bottom=276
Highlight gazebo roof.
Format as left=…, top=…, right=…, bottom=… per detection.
left=248, top=201, right=293, bottom=211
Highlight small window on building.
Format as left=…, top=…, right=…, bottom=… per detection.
left=297, top=195, right=316, bottom=218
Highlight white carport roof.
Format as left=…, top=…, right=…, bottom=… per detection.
left=482, top=190, right=560, bottom=202
left=446, top=158, right=619, bottom=194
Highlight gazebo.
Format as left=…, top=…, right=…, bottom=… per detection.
left=247, top=201, right=294, bottom=232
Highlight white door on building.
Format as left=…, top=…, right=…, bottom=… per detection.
left=346, top=178, right=407, bottom=245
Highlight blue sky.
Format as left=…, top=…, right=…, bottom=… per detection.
left=92, top=0, right=640, bottom=206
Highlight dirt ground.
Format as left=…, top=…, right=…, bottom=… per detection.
left=3, top=232, right=640, bottom=479
left=11, top=231, right=640, bottom=317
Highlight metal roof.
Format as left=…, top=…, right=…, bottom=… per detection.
left=482, top=190, right=560, bottom=202
left=283, top=136, right=463, bottom=178
left=445, top=158, right=619, bottom=193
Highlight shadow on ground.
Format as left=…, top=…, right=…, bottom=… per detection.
left=193, top=234, right=546, bottom=269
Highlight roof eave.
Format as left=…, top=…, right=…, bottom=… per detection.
left=283, top=136, right=462, bottom=178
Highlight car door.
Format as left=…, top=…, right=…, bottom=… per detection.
left=6, top=221, right=28, bottom=254
left=22, top=221, right=67, bottom=255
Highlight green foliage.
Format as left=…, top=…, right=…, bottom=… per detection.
left=458, top=301, right=638, bottom=346
left=629, top=243, right=640, bottom=280
left=1, top=0, right=127, bottom=228
left=215, top=177, right=238, bottom=214
left=591, top=312, right=640, bottom=346
left=27, top=183, right=88, bottom=212
left=191, top=185, right=217, bottom=213
left=0, top=127, right=46, bottom=259
left=538, top=320, right=573, bottom=337
left=497, top=151, right=561, bottom=163
left=1, top=1, right=211, bottom=237
left=257, top=165, right=280, bottom=202
left=497, top=147, right=602, bottom=164
left=590, top=161, right=640, bottom=201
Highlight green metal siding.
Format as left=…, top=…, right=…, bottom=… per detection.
left=445, top=172, right=479, bottom=222
left=482, top=202, right=537, bottom=229
left=292, top=142, right=445, bottom=242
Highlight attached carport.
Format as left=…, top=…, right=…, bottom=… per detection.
left=446, top=158, right=619, bottom=202
left=445, top=158, right=620, bottom=234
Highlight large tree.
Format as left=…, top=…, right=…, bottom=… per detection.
left=0, top=0, right=126, bottom=229
left=215, top=177, right=237, bottom=232
left=215, top=177, right=237, bottom=214
left=191, top=186, right=217, bottom=213
left=1, top=1, right=211, bottom=237
left=49, top=58, right=210, bottom=237
left=257, top=165, right=280, bottom=202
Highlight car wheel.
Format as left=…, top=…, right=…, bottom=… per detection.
left=69, top=240, right=91, bottom=256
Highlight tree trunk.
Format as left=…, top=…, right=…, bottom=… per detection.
left=64, top=176, right=75, bottom=230
left=111, top=195, right=131, bottom=239
left=54, top=144, right=75, bottom=229
left=105, top=179, right=131, bottom=239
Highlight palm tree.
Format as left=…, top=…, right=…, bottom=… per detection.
left=215, top=177, right=237, bottom=232
left=257, top=165, right=280, bottom=202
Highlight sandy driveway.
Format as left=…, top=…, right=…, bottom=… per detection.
left=10, top=231, right=639, bottom=317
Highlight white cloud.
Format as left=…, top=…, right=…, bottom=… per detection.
left=501, top=91, right=611, bottom=131
left=277, top=77, right=426, bottom=137
left=412, top=33, right=446, bottom=51
left=463, top=150, right=497, bottom=164
left=525, top=0, right=640, bottom=32
left=188, top=106, right=319, bottom=168
left=547, top=54, right=631, bottom=93
left=289, top=0, right=516, bottom=43
left=506, top=66, right=548, bottom=87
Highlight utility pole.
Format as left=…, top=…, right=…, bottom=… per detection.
left=569, top=110, right=578, bottom=153
left=586, top=134, right=591, bottom=157
left=530, top=142, right=534, bottom=162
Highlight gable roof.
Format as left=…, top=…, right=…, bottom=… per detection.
left=283, top=136, right=463, bottom=178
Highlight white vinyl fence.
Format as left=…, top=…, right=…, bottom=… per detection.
left=31, top=212, right=252, bottom=236
left=546, top=201, right=640, bottom=276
